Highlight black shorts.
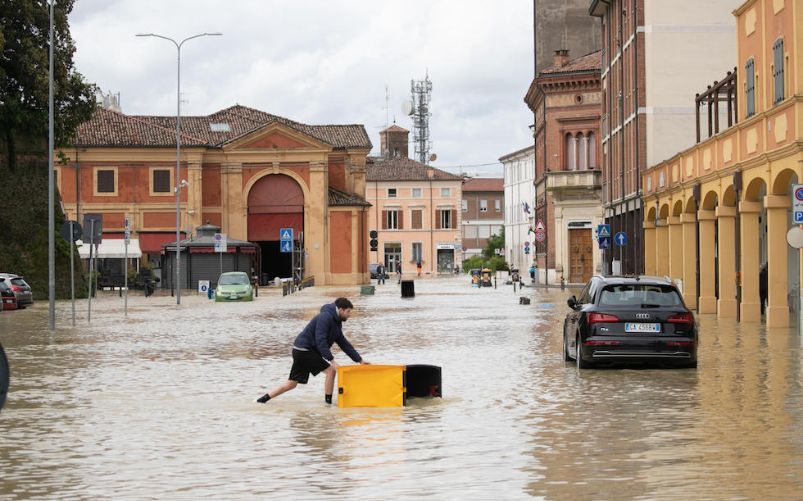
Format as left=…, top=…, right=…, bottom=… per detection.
left=289, top=348, right=330, bottom=384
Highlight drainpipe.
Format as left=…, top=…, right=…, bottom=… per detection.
left=734, top=171, right=742, bottom=321
left=632, top=0, right=641, bottom=274
left=75, top=147, right=81, bottom=223
left=693, top=184, right=701, bottom=314
left=543, top=87, right=549, bottom=287
left=618, top=0, right=626, bottom=274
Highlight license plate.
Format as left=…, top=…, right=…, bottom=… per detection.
left=625, top=323, right=661, bottom=333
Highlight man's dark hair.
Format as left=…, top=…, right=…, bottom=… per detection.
left=335, top=297, right=353, bottom=310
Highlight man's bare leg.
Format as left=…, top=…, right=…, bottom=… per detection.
left=256, top=380, right=297, bottom=403
left=324, top=365, right=336, bottom=404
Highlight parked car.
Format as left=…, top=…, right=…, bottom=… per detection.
left=563, top=275, right=697, bottom=369
left=0, top=279, right=18, bottom=311
left=0, top=274, right=32, bottom=308
left=215, top=272, right=254, bottom=302
left=369, top=263, right=389, bottom=280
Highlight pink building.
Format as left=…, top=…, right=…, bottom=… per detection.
left=366, top=126, right=463, bottom=275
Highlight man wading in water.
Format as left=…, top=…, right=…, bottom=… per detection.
left=256, top=297, right=369, bottom=404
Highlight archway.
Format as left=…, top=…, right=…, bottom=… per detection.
left=247, top=174, right=305, bottom=282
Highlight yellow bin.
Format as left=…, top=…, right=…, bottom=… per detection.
left=337, top=365, right=406, bottom=408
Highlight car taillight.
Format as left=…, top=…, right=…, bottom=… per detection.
left=583, top=340, right=621, bottom=346
left=667, top=312, right=694, bottom=325
left=587, top=312, right=619, bottom=325
left=10, top=285, right=21, bottom=292
left=666, top=340, right=695, bottom=347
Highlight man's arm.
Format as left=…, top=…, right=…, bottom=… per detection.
left=314, top=316, right=335, bottom=361
left=334, top=333, right=362, bottom=363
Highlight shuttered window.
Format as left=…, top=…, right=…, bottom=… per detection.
left=439, top=210, right=454, bottom=229
left=96, top=169, right=115, bottom=193
left=745, top=58, right=755, bottom=117
left=385, top=210, right=399, bottom=230
left=773, top=38, right=784, bottom=105
left=411, top=209, right=423, bottom=229
left=153, top=169, right=171, bottom=193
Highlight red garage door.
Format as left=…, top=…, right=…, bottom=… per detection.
left=247, top=174, right=304, bottom=241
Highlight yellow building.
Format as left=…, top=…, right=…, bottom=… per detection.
left=641, top=0, right=802, bottom=327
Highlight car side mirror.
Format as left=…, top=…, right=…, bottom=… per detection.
left=567, top=296, right=578, bottom=309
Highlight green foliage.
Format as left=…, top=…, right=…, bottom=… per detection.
left=462, top=256, right=484, bottom=272
left=482, top=227, right=505, bottom=259
left=461, top=254, right=509, bottom=273
left=0, top=0, right=98, bottom=170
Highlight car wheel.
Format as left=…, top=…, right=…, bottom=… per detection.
left=576, top=334, right=591, bottom=369
left=563, top=321, right=572, bottom=361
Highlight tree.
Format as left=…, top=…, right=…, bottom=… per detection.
left=0, top=0, right=97, bottom=170
left=482, top=227, right=505, bottom=259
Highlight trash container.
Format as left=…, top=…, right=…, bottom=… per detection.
left=360, top=285, right=375, bottom=296
left=401, top=280, right=415, bottom=298
left=406, top=364, right=442, bottom=398
left=337, top=365, right=406, bottom=408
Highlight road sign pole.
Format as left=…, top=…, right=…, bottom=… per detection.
left=124, top=235, right=128, bottom=317
left=70, top=221, right=75, bottom=327
left=87, top=220, right=94, bottom=323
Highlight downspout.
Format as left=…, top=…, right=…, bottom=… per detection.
left=633, top=0, right=641, bottom=274
left=618, top=0, right=626, bottom=273
left=543, top=86, right=549, bottom=287
left=734, top=171, right=742, bottom=322
left=694, top=184, right=701, bottom=314
left=75, top=147, right=81, bottom=223
left=429, top=176, right=434, bottom=274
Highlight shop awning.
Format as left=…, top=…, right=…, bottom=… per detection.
left=76, top=239, right=142, bottom=259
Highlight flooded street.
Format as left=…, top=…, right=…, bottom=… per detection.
left=1, top=277, right=802, bottom=499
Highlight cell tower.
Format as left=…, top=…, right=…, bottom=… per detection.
left=407, top=72, right=433, bottom=165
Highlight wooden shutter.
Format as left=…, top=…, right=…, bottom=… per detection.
left=435, top=210, right=441, bottom=229
left=450, top=210, right=457, bottom=229
left=153, top=170, right=171, bottom=193
left=97, top=170, right=115, bottom=193
left=412, top=210, right=422, bottom=229
left=381, top=211, right=388, bottom=229
left=398, top=210, right=404, bottom=230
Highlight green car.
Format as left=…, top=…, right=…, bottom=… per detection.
left=214, top=272, right=254, bottom=302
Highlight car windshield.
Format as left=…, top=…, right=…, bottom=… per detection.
left=598, top=284, right=683, bottom=307
left=219, top=274, right=249, bottom=285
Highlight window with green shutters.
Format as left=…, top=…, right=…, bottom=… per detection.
left=745, top=58, right=755, bottom=117
left=773, top=38, right=784, bottom=105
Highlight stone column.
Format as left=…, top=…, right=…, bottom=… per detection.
left=739, top=201, right=762, bottom=322
left=668, top=215, right=683, bottom=282
left=716, top=206, right=737, bottom=318
left=644, top=220, right=656, bottom=275
left=221, top=162, right=245, bottom=240
left=698, top=209, right=717, bottom=314
left=681, top=213, right=697, bottom=309
left=765, top=195, right=790, bottom=328
left=309, top=161, right=329, bottom=284
left=655, top=218, right=669, bottom=276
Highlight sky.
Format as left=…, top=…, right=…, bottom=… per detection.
left=68, top=0, right=535, bottom=178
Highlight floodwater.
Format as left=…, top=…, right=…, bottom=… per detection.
left=1, top=277, right=802, bottom=499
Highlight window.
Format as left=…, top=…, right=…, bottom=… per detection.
left=577, top=133, right=587, bottom=170
left=588, top=132, right=596, bottom=168
left=411, top=209, right=423, bottom=229
left=152, top=169, right=171, bottom=193
left=412, top=187, right=422, bottom=198
left=773, top=38, right=785, bottom=105
left=464, top=225, right=478, bottom=238
left=440, top=210, right=452, bottom=229
left=478, top=226, right=491, bottom=239
left=745, top=58, right=756, bottom=117
left=412, top=242, right=423, bottom=262
left=480, top=199, right=488, bottom=212
left=388, top=188, right=397, bottom=198
left=462, top=199, right=468, bottom=212
left=441, top=187, right=450, bottom=197
left=599, top=285, right=682, bottom=307
left=565, top=133, right=577, bottom=170
left=495, top=199, right=501, bottom=212
left=383, top=210, right=400, bottom=230
left=95, top=168, right=116, bottom=195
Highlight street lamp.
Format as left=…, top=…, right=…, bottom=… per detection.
left=136, top=32, right=222, bottom=305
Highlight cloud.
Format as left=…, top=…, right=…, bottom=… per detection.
left=69, top=0, right=534, bottom=173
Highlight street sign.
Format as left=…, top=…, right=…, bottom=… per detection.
left=598, top=237, right=611, bottom=249
left=280, top=228, right=294, bottom=242
left=60, top=221, right=82, bottom=243
left=198, top=280, right=210, bottom=294
left=787, top=227, right=803, bottom=248
left=534, top=230, right=545, bottom=243
left=214, top=233, right=227, bottom=253
left=524, top=246, right=530, bottom=255
left=614, top=231, right=628, bottom=247
left=535, top=220, right=545, bottom=232
left=83, top=214, right=103, bottom=243
left=597, top=224, right=611, bottom=238
left=793, top=185, right=803, bottom=223
left=280, top=240, right=293, bottom=253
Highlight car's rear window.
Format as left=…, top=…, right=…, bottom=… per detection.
left=598, top=284, right=682, bottom=307
left=10, top=278, right=26, bottom=287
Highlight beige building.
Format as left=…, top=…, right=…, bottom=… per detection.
left=366, top=126, right=463, bottom=275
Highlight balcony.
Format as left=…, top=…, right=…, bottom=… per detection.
left=544, top=169, right=602, bottom=200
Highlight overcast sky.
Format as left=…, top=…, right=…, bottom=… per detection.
left=69, top=0, right=534, bottom=177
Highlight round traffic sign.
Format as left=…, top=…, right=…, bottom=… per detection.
left=60, top=220, right=83, bottom=243
left=534, top=229, right=546, bottom=243
left=787, top=227, right=803, bottom=248
left=795, top=186, right=803, bottom=201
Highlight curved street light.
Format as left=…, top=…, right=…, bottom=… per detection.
left=135, top=32, right=222, bottom=305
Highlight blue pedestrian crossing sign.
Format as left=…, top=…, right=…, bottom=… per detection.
left=614, top=232, right=628, bottom=247
left=280, top=228, right=293, bottom=242
left=598, top=237, right=610, bottom=249
left=597, top=224, right=611, bottom=238
left=280, top=240, right=293, bottom=253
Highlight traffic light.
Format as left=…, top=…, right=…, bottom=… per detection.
left=369, top=230, right=378, bottom=251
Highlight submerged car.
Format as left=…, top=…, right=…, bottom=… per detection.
left=563, top=275, right=698, bottom=369
left=0, top=274, right=32, bottom=308
left=215, top=272, right=254, bottom=302
left=0, top=279, right=17, bottom=311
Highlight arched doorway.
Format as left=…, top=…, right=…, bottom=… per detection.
left=247, top=174, right=304, bottom=282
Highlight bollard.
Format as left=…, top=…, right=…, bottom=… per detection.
left=494, top=276, right=497, bottom=289
left=208, top=287, right=214, bottom=300
left=519, top=297, right=531, bottom=305
left=401, top=280, right=415, bottom=298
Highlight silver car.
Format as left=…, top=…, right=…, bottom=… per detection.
left=0, top=274, right=33, bottom=308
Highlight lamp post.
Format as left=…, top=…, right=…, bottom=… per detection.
left=136, top=32, right=222, bottom=304
left=47, top=0, right=55, bottom=330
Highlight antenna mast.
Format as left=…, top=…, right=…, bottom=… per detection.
left=410, top=72, right=433, bottom=165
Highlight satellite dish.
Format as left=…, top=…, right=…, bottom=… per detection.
left=402, top=100, right=414, bottom=116
left=429, top=153, right=438, bottom=162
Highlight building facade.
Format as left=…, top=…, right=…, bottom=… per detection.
left=525, top=50, right=605, bottom=285
left=366, top=126, right=463, bottom=275
left=461, top=178, right=504, bottom=259
left=641, top=0, right=802, bottom=328
left=502, top=147, right=536, bottom=273
left=533, top=0, right=601, bottom=74
left=56, top=105, right=372, bottom=286
left=589, top=0, right=741, bottom=275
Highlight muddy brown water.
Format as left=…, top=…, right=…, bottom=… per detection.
left=1, top=278, right=802, bottom=499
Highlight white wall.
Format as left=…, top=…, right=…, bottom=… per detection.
left=502, top=148, right=536, bottom=272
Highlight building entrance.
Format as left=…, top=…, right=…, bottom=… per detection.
left=384, top=243, right=402, bottom=273
left=437, top=249, right=454, bottom=272
left=568, top=228, right=593, bottom=284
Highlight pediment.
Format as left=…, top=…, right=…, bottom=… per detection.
left=225, top=122, right=330, bottom=151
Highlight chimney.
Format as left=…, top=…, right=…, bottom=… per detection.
left=553, top=49, right=570, bottom=67
left=426, top=167, right=434, bottom=179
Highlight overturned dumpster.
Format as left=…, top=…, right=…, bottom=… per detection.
left=337, top=364, right=442, bottom=408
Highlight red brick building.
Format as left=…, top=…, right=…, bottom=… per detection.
left=461, top=178, right=504, bottom=259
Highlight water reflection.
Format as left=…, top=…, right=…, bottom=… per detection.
left=0, top=279, right=802, bottom=498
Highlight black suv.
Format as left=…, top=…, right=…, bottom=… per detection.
left=564, top=276, right=697, bottom=369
